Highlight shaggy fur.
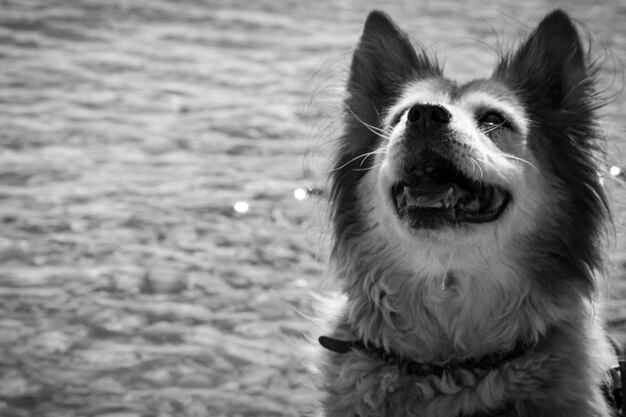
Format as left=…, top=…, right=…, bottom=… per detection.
left=317, top=9, right=616, bottom=417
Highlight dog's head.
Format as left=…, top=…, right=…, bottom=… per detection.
left=331, top=10, right=608, bottom=299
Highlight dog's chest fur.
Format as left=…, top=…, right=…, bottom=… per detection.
left=319, top=294, right=613, bottom=417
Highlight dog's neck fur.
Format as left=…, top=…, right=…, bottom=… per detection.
left=331, top=241, right=589, bottom=364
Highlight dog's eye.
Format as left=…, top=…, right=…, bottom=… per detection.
left=478, top=111, right=508, bottom=132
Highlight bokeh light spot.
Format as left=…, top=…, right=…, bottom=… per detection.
left=294, top=188, right=307, bottom=201
left=233, top=201, right=249, bottom=213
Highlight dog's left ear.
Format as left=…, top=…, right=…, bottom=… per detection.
left=494, top=10, right=593, bottom=111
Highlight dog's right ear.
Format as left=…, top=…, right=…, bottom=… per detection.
left=346, top=11, right=439, bottom=126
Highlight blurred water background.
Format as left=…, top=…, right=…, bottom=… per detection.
left=0, top=0, right=625, bottom=416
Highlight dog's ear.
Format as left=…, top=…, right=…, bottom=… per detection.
left=494, top=10, right=592, bottom=110
left=346, top=10, right=439, bottom=126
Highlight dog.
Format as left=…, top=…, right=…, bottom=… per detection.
left=316, top=9, right=620, bottom=417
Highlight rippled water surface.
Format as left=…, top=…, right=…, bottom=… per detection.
left=0, top=1, right=625, bottom=416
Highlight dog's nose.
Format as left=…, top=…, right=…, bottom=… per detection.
left=406, top=103, right=451, bottom=134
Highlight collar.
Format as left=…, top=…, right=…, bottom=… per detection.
left=320, top=335, right=626, bottom=416
left=318, top=335, right=530, bottom=377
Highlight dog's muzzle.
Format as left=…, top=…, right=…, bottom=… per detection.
left=390, top=104, right=511, bottom=229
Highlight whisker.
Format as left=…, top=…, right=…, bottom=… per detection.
left=474, top=156, right=510, bottom=183
left=482, top=119, right=508, bottom=135
left=332, top=149, right=386, bottom=172
left=345, top=105, right=393, bottom=141
left=359, top=149, right=387, bottom=167
left=489, top=152, right=538, bottom=170
left=469, top=156, right=484, bottom=180
left=352, top=162, right=384, bottom=172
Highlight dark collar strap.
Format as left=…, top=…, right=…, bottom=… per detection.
left=321, top=335, right=626, bottom=416
left=319, top=335, right=366, bottom=354
left=319, top=335, right=530, bottom=377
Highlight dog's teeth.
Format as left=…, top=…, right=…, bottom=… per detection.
left=450, top=187, right=459, bottom=207
left=443, top=187, right=454, bottom=208
left=400, top=190, right=408, bottom=206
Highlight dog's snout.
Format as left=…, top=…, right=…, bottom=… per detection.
left=406, top=104, right=451, bottom=134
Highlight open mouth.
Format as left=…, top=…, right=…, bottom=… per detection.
left=391, top=151, right=511, bottom=229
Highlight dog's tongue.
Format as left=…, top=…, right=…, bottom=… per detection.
left=404, top=181, right=456, bottom=208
